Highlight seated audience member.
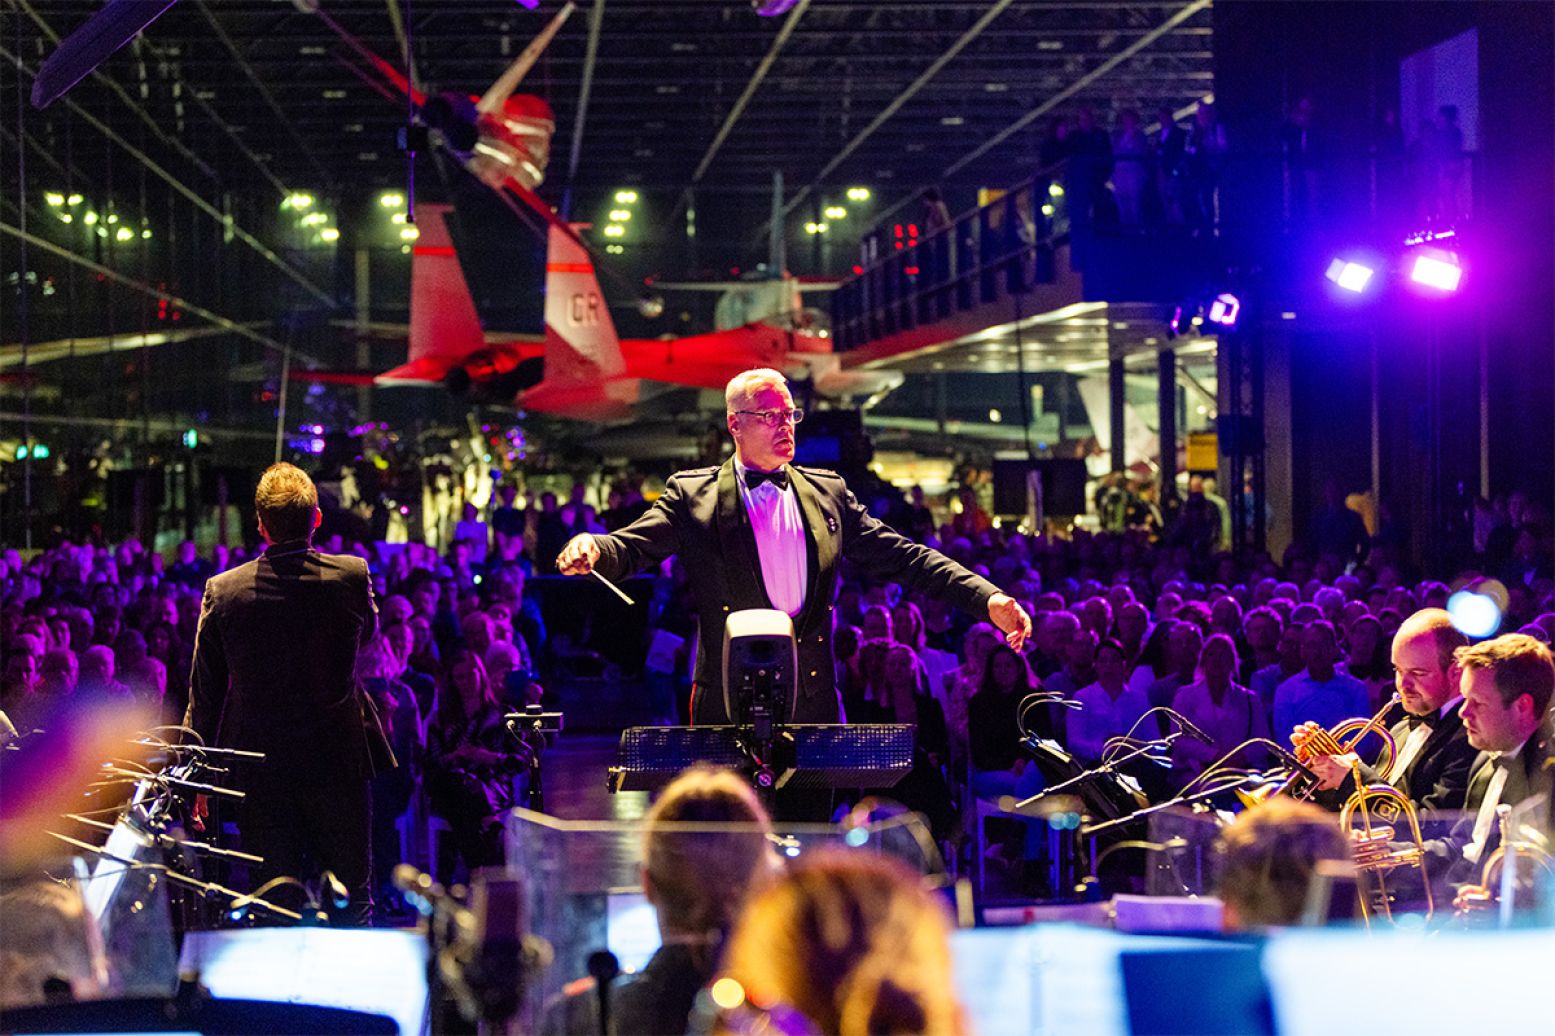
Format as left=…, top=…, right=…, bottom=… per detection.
left=1126, top=619, right=1176, bottom=694
left=1071, top=639, right=1153, bottom=764
left=966, top=645, right=1046, bottom=876
left=1215, top=798, right=1353, bottom=930
left=1240, top=606, right=1282, bottom=684
left=77, top=645, right=130, bottom=701
left=357, top=634, right=424, bottom=908
left=1146, top=620, right=1204, bottom=710
left=1043, top=627, right=1099, bottom=700
left=1341, top=613, right=1393, bottom=707
left=1029, top=610, right=1079, bottom=680
left=543, top=766, right=776, bottom=1036
left=876, top=643, right=956, bottom=840
left=1251, top=620, right=1306, bottom=708
left=0, top=880, right=107, bottom=1008
left=1300, top=609, right=1475, bottom=813
left=711, top=851, right=966, bottom=1036
left=1273, top=621, right=1370, bottom=746
left=1116, top=601, right=1151, bottom=661
left=424, top=650, right=531, bottom=877
left=942, top=623, right=1002, bottom=765
left=1171, top=634, right=1269, bottom=781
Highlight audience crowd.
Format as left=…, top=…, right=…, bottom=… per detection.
left=4, top=478, right=1553, bottom=896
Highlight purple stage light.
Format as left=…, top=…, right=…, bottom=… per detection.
left=1325, top=259, right=1375, bottom=294
left=1207, top=293, right=1240, bottom=327
left=1409, top=253, right=1462, bottom=292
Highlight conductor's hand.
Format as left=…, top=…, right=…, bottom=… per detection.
left=988, top=593, right=1032, bottom=652
left=556, top=534, right=600, bottom=575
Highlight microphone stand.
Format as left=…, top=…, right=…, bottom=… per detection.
left=1079, top=771, right=1261, bottom=838
left=48, top=830, right=301, bottom=922
left=1008, top=732, right=1183, bottom=815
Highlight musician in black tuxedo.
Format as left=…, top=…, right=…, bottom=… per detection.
left=1433, top=634, right=1554, bottom=898
left=1301, top=609, right=1477, bottom=813
left=557, top=369, right=1031, bottom=725
left=185, top=463, right=379, bottom=921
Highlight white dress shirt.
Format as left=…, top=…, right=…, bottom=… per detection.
left=1384, top=695, right=1462, bottom=785
left=1070, top=681, right=1154, bottom=764
left=737, top=463, right=807, bottom=617
left=1463, top=739, right=1526, bottom=866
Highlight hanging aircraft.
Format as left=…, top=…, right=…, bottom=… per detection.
left=305, top=1, right=901, bottom=421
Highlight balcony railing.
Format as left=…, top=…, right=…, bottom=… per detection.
left=832, top=172, right=1068, bottom=352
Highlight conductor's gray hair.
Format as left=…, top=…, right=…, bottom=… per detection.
left=725, top=368, right=789, bottom=413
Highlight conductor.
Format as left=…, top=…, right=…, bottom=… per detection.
left=185, top=463, right=379, bottom=921
left=557, top=368, right=1031, bottom=724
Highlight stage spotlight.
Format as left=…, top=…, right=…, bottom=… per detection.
left=1447, top=590, right=1500, bottom=638
left=1325, top=258, right=1375, bottom=293
left=1207, top=293, right=1240, bottom=328
left=1409, top=253, right=1462, bottom=292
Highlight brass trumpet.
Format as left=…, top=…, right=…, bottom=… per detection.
left=1341, top=768, right=1433, bottom=923
left=1454, top=803, right=1555, bottom=919
left=1239, top=695, right=1400, bottom=807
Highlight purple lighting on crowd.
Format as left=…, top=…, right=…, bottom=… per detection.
left=1325, top=259, right=1375, bottom=294
left=1207, top=293, right=1240, bottom=327
left=1409, top=253, right=1463, bottom=292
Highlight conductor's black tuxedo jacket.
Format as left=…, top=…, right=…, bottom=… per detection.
left=593, top=460, right=1001, bottom=723
left=184, top=541, right=378, bottom=781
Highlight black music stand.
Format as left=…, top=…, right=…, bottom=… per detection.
left=609, top=723, right=915, bottom=795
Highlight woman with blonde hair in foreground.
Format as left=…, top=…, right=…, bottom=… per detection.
left=710, top=850, right=965, bottom=1036
left=543, top=765, right=776, bottom=1036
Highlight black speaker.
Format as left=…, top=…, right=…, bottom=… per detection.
left=992, top=458, right=1089, bottom=517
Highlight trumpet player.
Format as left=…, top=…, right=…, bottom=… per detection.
left=1439, top=634, right=1554, bottom=889
left=1295, top=609, right=1476, bottom=813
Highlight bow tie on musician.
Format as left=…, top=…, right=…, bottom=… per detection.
left=1292, top=609, right=1467, bottom=796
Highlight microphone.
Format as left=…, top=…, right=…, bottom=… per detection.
left=1173, top=715, right=1216, bottom=746
left=588, top=950, right=620, bottom=1036
left=1266, top=742, right=1321, bottom=786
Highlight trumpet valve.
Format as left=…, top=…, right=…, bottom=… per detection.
left=1349, top=825, right=1397, bottom=868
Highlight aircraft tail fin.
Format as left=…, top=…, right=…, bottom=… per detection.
left=541, top=224, right=626, bottom=384
left=379, top=204, right=485, bottom=383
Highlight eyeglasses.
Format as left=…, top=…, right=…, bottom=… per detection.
left=733, top=408, right=804, bottom=427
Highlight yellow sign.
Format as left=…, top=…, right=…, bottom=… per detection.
left=1186, top=432, right=1218, bottom=472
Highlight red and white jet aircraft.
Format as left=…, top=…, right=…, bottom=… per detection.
left=310, top=1, right=899, bottom=420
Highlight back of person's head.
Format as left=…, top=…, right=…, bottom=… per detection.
left=356, top=634, right=401, bottom=683
left=254, top=462, right=319, bottom=543
left=642, top=767, right=775, bottom=942
left=717, top=850, right=964, bottom=1036
left=1215, top=798, right=1350, bottom=930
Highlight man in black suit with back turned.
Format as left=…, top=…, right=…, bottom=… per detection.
left=1300, top=609, right=1478, bottom=814
left=185, top=463, right=379, bottom=921
left=556, top=368, right=1032, bottom=725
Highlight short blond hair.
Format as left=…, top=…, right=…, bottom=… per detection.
left=255, top=462, right=318, bottom=542
left=725, top=368, right=788, bottom=413
left=642, top=766, right=775, bottom=938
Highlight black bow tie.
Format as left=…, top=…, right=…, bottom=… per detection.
left=744, top=468, right=789, bottom=492
left=1405, top=713, right=1436, bottom=732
